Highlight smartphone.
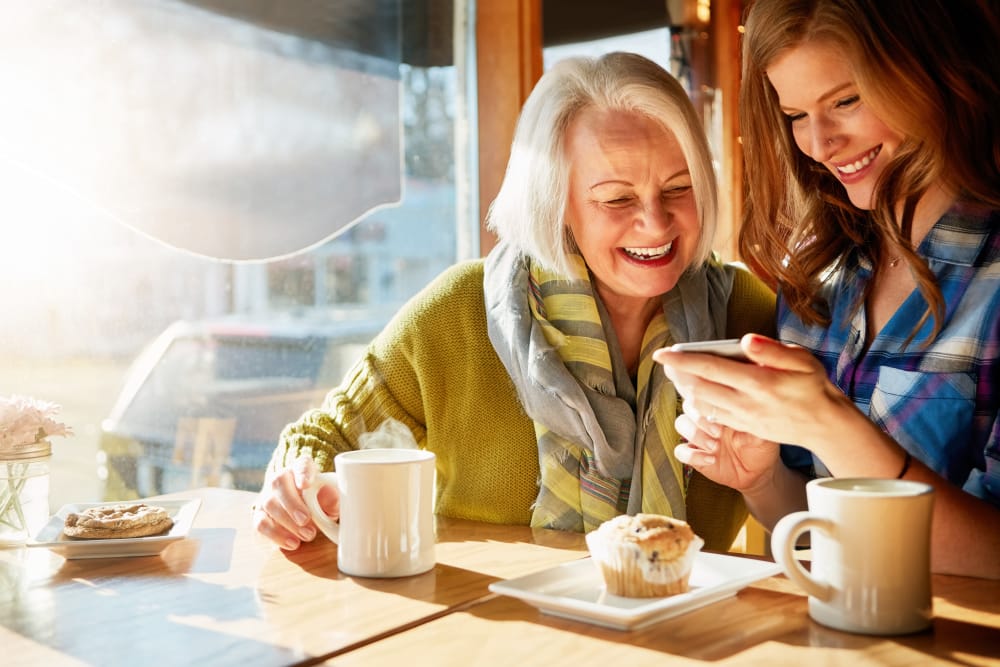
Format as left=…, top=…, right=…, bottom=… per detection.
left=670, top=338, right=748, bottom=361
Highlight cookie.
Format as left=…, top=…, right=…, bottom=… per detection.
left=63, top=503, right=174, bottom=539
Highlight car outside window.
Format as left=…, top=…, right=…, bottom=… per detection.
left=98, top=318, right=386, bottom=499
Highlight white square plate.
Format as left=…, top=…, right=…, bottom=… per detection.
left=488, top=551, right=782, bottom=631
left=25, top=498, right=201, bottom=559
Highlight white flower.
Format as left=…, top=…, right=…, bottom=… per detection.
left=0, top=395, right=72, bottom=451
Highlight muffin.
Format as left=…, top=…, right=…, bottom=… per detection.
left=585, top=513, right=704, bottom=597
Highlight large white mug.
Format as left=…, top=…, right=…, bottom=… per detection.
left=303, top=448, right=436, bottom=578
left=771, top=477, right=934, bottom=635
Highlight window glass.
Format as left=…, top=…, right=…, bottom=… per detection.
left=1, top=1, right=471, bottom=507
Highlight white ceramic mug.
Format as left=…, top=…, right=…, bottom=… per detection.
left=303, top=448, right=436, bottom=578
left=771, top=477, right=934, bottom=635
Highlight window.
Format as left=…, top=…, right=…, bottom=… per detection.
left=1, top=1, right=474, bottom=507
left=543, top=28, right=673, bottom=72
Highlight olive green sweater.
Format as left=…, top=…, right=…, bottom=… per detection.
left=272, top=259, right=775, bottom=551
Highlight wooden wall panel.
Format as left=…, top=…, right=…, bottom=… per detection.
left=711, top=0, right=744, bottom=262
left=475, top=0, right=543, bottom=257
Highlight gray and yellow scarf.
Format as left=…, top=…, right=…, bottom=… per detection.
left=484, top=243, right=734, bottom=532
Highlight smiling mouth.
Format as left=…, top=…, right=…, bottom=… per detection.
left=623, top=241, right=673, bottom=261
left=836, top=146, right=881, bottom=175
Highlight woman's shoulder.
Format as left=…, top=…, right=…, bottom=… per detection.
left=711, top=260, right=776, bottom=307
left=938, top=203, right=1000, bottom=266
left=375, top=259, right=489, bottom=347
left=432, top=258, right=486, bottom=292
left=727, top=262, right=773, bottom=292
left=714, top=260, right=777, bottom=338
left=404, top=258, right=484, bottom=299
left=404, top=259, right=486, bottom=317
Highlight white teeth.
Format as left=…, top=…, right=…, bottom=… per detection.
left=837, top=147, right=880, bottom=175
left=624, top=242, right=672, bottom=259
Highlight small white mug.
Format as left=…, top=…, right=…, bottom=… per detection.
left=771, top=477, right=934, bottom=635
left=303, top=448, right=436, bottom=578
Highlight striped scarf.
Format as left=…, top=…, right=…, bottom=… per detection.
left=526, top=255, right=686, bottom=532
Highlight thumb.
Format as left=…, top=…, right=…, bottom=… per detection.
left=741, top=334, right=817, bottom=373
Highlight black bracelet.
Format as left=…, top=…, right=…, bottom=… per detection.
left=896, top=451, right=913, bottom=479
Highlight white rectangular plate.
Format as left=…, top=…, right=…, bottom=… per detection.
left=25, top=498, right=201, bottom=559
left=489, top=551, right=782, bottom=631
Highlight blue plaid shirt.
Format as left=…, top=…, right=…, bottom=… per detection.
left=778, top=202, right=1000, bottom=507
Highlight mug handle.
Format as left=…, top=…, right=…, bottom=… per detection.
left=770, top=511, right=834, bottom=602
left=302, top=474, right=340, bottom=544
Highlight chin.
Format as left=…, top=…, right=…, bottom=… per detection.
left=845, top=185, right=876, bottom=211
left=642, top=275, right=681, bottom=297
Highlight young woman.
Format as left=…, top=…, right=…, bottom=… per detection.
left=253, top=52, right=775, bottom=552
left=655, top=0, right=1000, bottom=578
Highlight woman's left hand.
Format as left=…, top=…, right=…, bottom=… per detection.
left=673, top=401, right=781, bottom=493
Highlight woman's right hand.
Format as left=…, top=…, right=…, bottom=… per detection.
left=252, top=454, right=340, bottom=550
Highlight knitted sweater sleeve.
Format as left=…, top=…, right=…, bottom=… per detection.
left=268, top=258, right=540, bottom=523
left=268, top=343, right=423, bottom=477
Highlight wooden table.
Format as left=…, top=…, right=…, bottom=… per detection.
left=329, top=570, right=1000, bottom=666
left=0, top=488, right=585, bottom=667
left=2, top=488, right=998, bottom=666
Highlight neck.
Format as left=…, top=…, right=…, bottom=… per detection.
left=595, top=286, right=660, bottom=374
left=898, top=183, right=957, bottom=246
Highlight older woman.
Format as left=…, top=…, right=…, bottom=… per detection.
left=253, top=52, right=775, bottom=552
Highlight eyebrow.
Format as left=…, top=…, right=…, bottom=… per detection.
left=778, top=81, right=854, bottom=113
left=589, top=169, right=691, bottom=190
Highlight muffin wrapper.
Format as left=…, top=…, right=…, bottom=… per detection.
left=586, top=531, right=705, bottom=598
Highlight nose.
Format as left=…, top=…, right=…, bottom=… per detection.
left=637, top=197, right=672, bottom=232
left=808, top=120, right=840, bottom=161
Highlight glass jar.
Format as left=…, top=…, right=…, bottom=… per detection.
left=0, top=440, right=51, bottom=546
